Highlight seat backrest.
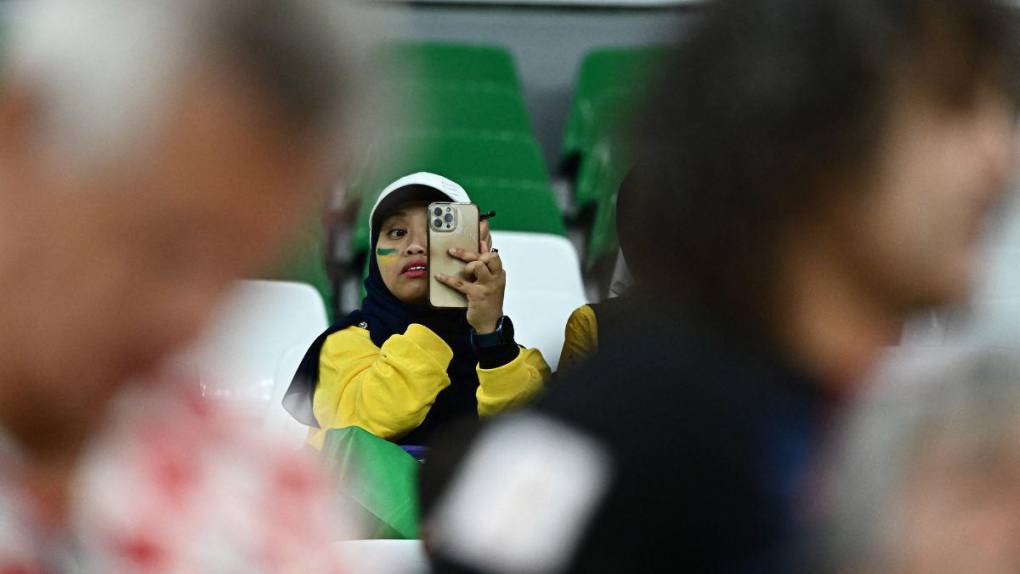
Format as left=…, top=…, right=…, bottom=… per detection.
left=259, top=224, right=334, bottom=322
left=361, top=133, right=551, bottom=189
left=175, top=280, right=328, bottom=428
left=561, top=46, right=667, bottom=166
left=491, top=231, right=584, bottom=294
left=945, top=299, right=1020, bottom=349
left=266, top=344, right=317, bottom=446
left=382, top=84, right=533, bottom=139
left=901, top=299, right=1020, bottom=350
left=335, top=540, right=428, bottom=574
left=352, top=181, right=566, bottom=258
left=490, top=231, right=587, bottom=370
left=376, top=41, right=521, bottom=92
left=900, top=244, right=1020, bottom=348
left=350, top=135, right=564, bottom=256
left=974, top=248, right=1020, bottom=302
left=505, top=290, right=587, bottom=372
left=574, top=46, right=668, bottom=102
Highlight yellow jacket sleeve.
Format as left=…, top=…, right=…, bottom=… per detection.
left=558, top=304, right=598, bottom=373
left=476, top=346, right=551, bottom=417
left=309, top=324, right=453, bottom=448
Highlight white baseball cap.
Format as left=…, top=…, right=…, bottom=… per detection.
left=369, top=172, right=472, bottom=242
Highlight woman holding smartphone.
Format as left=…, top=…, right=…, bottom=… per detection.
left=286, top=172, right=549, bottom=449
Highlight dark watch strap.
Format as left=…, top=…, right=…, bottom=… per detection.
left=471, top=315, right=514, bottom=348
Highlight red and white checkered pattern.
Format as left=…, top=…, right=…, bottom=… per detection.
left=0, top=379, right=349, bottom=573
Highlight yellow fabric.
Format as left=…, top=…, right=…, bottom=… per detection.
left=558, top=304, right=599, bottom=373
left=476, top=346, right=549, bottom=417
left=309, top=324, right=549, bottom=448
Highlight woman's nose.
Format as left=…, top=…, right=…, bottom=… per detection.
left=406, top=238, right=426, bottom=255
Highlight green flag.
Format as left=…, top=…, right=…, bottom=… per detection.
left=322, top=426, right=420, bottom=539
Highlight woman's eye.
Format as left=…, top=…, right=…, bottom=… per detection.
left=388, top=228, right=407, bottom=239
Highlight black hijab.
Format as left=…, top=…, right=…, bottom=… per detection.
left=284, top=184, right=481, bottom=446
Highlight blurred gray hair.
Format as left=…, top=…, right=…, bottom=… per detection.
left=3, top=0, right=365, bottom=170
left=825, top=346, right=1020, bottom=572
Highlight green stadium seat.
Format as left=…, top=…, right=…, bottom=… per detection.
left=355, top=177, right=564, bottom=253
left=357, top=133, right=551, bottom=195
left=261, top=224, right=335, bottom=321
left=571, top=90, right=640, bottom=212
left=561, top=46, right=666, bottom=210
left=349, top=134, right=564, bottom=258
left=587, top=183, right=621, bottom=270
left=375, top=41, right=521, bottom=92
left=381, top=84, right=533, bottom=139
left=461, top=180, right=564, bottom=237
left=583, top=141, right=631, bottom=269
left=354, top=88, right=535, bottom=201
left=341, top=41, right=528, bottom=209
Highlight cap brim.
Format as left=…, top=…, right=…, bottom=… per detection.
left=369, top=172, right=472, bottom=241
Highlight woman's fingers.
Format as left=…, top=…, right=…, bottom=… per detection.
left=448, top=247, right=480, bottom=263
left=464, top=260, right=494, bottom=282
left=449, top=248, right=503, bottom=275
left=436, top=273, right=477, bottom=296
left=479, top=252, right=502, bottom=274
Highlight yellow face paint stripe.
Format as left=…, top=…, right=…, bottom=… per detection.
left=376, top=247, right=399, bottom=264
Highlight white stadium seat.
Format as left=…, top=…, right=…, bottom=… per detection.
left=335, top=540, right=428, bottom=574
left=172, top=280, right=328, bottom=444
left=489, top=231, right=585, bottom=294
left=900, top=200, right=1020, bottom=349
left=944, top=299, right=1020, bottom=349
left=266, top=344, right=317, bottom=444
left=490, top=231, right=587, bottom=370
left=974, top=248, right=1020, bottom=302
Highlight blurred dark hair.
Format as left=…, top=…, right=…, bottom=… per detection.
left=631, top=0, right=1019, bottom=332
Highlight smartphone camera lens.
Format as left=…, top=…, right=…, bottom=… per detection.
left=433, top=207, right=443, bottom=217
left=433, top=218, right=443, bottom=229
left=443, top=213, right=454, bottom=223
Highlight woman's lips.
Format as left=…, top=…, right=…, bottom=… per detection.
left=402, top=262, right=427, bottom=278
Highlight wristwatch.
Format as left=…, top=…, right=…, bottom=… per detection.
left=471, top=315, right=515, bottom=349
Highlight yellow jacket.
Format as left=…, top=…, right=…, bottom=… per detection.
left=309, top=324, right=549, bottom=448
left=559, top=304, right=599, bottom=373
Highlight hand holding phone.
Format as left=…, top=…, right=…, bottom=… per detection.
left=429, top=203, right=506, bottom=334
left=428, top=202, right=480, bottom=309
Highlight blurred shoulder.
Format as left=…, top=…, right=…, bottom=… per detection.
left=74, top=379, right=347, bottom=571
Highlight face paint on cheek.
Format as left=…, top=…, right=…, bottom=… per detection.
left=376, top=247, right=399, bottom=266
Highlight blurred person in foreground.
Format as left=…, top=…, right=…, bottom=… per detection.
left=827, top=347, right=1020, bottom=574
left=420, top=0, right=1019, bottom=571
left=0, top=0, right=361, bottom=570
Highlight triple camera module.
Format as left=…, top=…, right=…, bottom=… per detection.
left=431, top=205, right=456, bottom=232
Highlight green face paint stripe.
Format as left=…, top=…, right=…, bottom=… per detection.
left=376, top=248, right=398, bottom=256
